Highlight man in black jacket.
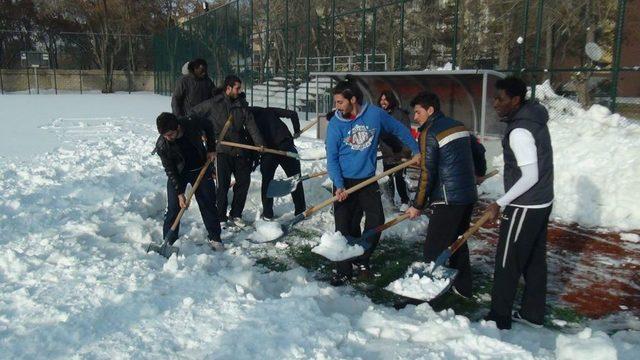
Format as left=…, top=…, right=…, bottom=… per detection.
left=249, top=106, right=306, bottom=220
left=171, top=58, right=215, bottom=117
left=190, top=75, right=265, bottom=228
left=154, top=112, right=223, bottom=251
left=405, top=91, right=479, bottom=299
left=484, top=76, right=554, bottom=330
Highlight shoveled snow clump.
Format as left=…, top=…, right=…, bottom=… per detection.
left=385, top=262, right=452, bottom=301
left=311, top=231, right=364, bottom=261
left=248, top=220, right=283, bottom=243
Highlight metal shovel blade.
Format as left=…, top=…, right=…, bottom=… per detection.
left=388, top=265, right=459, bottom=302
left=146, top=241, right=179, bottom=259
left=266, top=174, right=300, bottom=198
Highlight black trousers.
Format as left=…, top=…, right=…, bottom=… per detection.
left=382, top=163, right=410, bottom=204
left=424, top=203, right=474, bottom=297
left=490, top=205, right=552, bottom=326
left=334, top=178, right=385, bottom=277
left=216, top=153, right=253, bottom=221
left=163, top=165, right=221, bottom=244
left=260, top=149, right=306, bottom=218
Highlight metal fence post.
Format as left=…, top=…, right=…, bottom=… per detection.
left=452, top=0, right=460, bottom=68
left=266, top=0, right=270, bottom=107
left=305, top=0, right=310, bottom=121
left=79, top=69, right=83, bottom=94
left=530, top=0, right=545, bottom=99
left=610, top=0, right=627, bottom=113
left=26, top=67, right=31, bottom=94
left=519, top=0, right=531, bottom=71
left=0, top=68, right=4, bottom=94
left=399, top=0, right=405, bottom=70
left=360, top=0, right=366, bottom=72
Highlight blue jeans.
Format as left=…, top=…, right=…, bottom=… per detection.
left=163, top=165, right=221, bottom=244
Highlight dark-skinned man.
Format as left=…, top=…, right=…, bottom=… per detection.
left=484, top=76, right=554, bottom=330
left=171, top=58, right=215, bottom=117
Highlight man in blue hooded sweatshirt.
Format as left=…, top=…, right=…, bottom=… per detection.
left=326, top=79, right=420, bottom=286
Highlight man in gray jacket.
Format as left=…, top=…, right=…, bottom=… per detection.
left=485, top=76, right=554, bottom=330
left=190, top=75, right=265, bottom=228
left=171, top=58, right=215, bottom=116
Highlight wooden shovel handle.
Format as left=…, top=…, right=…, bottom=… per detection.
left=218, top=114, right=233, bottom=143
left=299, top=118, right=319, bottom=134
left=169, top=158, right=212, bottom=232
left=375, top=213, right=410, bottom=233
left=303, top=158, right=418, bottom=217
left=303, top=171, right=328, bottom=180
left=220, top=141, right=299, bottom=159
left=449, top=211, right=492, bottom=254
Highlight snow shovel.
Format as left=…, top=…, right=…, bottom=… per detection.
left=146, top=159, right=213, bottom=258
left=275, top=157, right=419, bottom=240
left=267, top=155, right=385, bottom=198
left=389, top=210, right=493, bottom=301
left=267, top=170, right=327, bottom=198
left=219, top=141, right=300, bottom=160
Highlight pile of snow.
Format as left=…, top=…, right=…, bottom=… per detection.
left=248, top=220, right=284, bottom=243
left=556, top=328, right=617, bottom=360
left=311, top=231, right=364, bottom=261
left=385, top=262, right=453, bottom=301
left=480, top=81, right=640, bottom=230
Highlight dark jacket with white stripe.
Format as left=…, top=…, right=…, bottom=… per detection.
left=413, top=112, right=478, bottom=208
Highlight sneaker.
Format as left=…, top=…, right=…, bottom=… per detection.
left=330, top=274, right=350, bottom=287
left=451, top=286, right=471, bottom=300
left=260, top=215, right=273, bottom=222
left=512, top=311, right=543, bottom=329
left=399, top=203, right=410, bottom=212
left=229, top=217, right=247, bottom=228
left=208, top=238, right=225, bottom=251
left=220, top=221, right=228, bottom=230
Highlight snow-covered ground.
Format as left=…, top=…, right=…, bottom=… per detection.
left=0, top=93, right=638, bottom=358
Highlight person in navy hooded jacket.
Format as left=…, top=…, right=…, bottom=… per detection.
left=326, top=79, right=420, bottom=286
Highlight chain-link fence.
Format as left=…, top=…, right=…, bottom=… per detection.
left=0, top=30, right=154, bottom=94
left=154, top=0, right=639, bottom=120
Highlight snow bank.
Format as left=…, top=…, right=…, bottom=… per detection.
left=385, top=262, right=453, bottom=301
left=480, top=81, right=640, bottom=230
left=311, top=231, right=365, bottom=261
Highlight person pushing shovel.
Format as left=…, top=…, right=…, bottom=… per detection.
left=405, top=91, right=480, bottom=299
left=154, top=112, right=224, bottom=251
left=326, top=79, right=420, bottom=286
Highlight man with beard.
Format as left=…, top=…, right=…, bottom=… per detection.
left=190, top=75, right=265, bottom=229
left=326, top=79, right=420, bottom=286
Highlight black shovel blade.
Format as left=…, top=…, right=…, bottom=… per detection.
left=146, top=241, right=179, bottom=259
left=266, top=174, right=300, bottom=198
